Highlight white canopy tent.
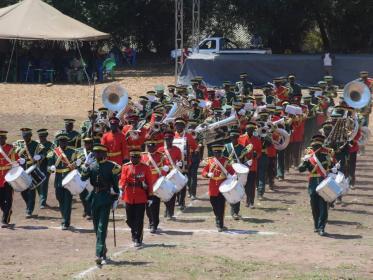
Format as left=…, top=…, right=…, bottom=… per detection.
left=0, top=0, right=110, bottom=82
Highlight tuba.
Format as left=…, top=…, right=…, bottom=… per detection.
left=162, top=97, right=191, bottom=124
left=102, top=84, right=129, bottom=120
left=343, top=81, right=371, bottom=109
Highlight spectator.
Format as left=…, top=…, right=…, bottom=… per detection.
left=67, top=55, right=83, bottom=83
left=322, top=52, right=334, bottom=75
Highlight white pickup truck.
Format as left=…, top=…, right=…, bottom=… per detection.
left=171, top=37, right=272, bottom=58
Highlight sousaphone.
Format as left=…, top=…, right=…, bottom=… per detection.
left=102, top=83, right=129, bottom=119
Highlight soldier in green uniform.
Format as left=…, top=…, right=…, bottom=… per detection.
left=80, top=110, right=97, bottom=140
left=223, top=81, right=237, bottom=105
left=189, top=99, right=203, bottom=124
left=298, top=139, right=334, bottom=236
left=16, top=128, right=44, bottom=218
left=62, top=119, right=82, bottom=149
left=76, top=137, right=95, bottom=219
left=47, top=133, right=78, bottom=230
left=36, top=129, right=55, bottom=209
left=81, top=144, right=120, bottom=265
left=302, top=95, right=318, bottom=149
left=223, top=129, right=248, bottom=220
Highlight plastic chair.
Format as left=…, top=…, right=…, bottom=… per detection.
left=103, top=58, right=116, bottom=80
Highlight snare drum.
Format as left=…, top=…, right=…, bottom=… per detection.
left=5, top=166, right=32, bottom=192
left=62, top=170, right=87, bottom=195
left=316, top=176, right=343, bottom=203
left=219, top=177, right=245, bottom=204
left=166, top=168, right=188, bottom=193
left=26, top=165, right=46, bottom=190
left=153, top=176, right=176, bottom=202
left=232, top=163, right=249, bottom=186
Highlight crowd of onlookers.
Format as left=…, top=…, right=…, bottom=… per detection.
left=0, top=45, right=136, bottom=84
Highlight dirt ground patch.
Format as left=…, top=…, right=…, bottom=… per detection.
left=0, top=69, right=372, bottom=279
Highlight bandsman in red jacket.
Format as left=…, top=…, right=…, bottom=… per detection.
left=238, top=122, right=262, bottom=207
left=157, top=131, right=182, bottom=220
left=120, top=149, right=152, bottom=247
left=0, top=130, right=19, bottom=228
left=101, top=117, right=128, bottom=165
left=141, top=140, right=164, bottom=233
left=202, top=144, right=235, bottom=232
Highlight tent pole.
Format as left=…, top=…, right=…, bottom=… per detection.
left=75, top=40, right=91, bottom=86
left=5, top=40, right=16, bottom=83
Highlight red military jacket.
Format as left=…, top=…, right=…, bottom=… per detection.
left=349, top=129, right=361, bottom=153
left=157, top=146, right=182, bottom=169
left=238, top=134, right=262, bottom=172
left=0, top=144, right=18, bottom=188
left=275, top=86, right=288, bottom=105
left=141, top=152, right=164, bottom=194
left=122, top=124, right=147, bottom=151
left=291, top=117, right=305, bottom=143
left=201, top=157, right=235, bottom=197
left=119, top=162, right=152, bottom=204
left=101, top=131, right=128, bottom=165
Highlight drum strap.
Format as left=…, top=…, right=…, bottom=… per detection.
left=0, top=145, right=13, bottom=164
left=148, top=153, right=161, bottom=175
left=213, top=158, right=229, bottom=177
left=54, top=148, right=71, bottom=168
left=229, top=143, right=240, bottom=163
left=311, top=153, right=327, bottom=177
left=164, top=148, right=180, bottom=171
left=23, top=143, right=33, bottom=162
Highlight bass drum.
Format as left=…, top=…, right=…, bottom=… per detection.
left=166, top=168, right=188, bottom=193
left=26, top=165, right=46, bottom=190
left=62, top=170, right=87, bottom=195
left=219, top=177, right=245, bottom=204
left=153, top=176, right=176, bottom=202
left=316, top=176, right=342, bottom=203
left=232, top=163, right=249, bottom=186
left=5, top=166, right=32, bottom=192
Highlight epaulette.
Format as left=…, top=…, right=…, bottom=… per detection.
left=112, top=163, right=122, bottom=175
left=47, top=150, right=54, bottom=158
left=123, top=162, right=132, bottom=166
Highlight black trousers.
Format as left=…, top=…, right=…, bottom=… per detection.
left=0, top=184, right=13, bottom=224
left=126, top=203, right=146, bottom=243
left=164, top=194, right=176, bottom=217
left=210, top=193, right=225, bottom=228
left=21, top=188, right=36, bottom=215
left=267, top=156, right=276, bottom=186
left=79, top=189, right=92, bottom=217
left=310, top=193, right=328, bottom=230
left=146, top=196, right=160, bottom=229
left=245, top=171, right=257, bottom=205
left=176, top=172, right=188, bottom=207
left=349, top=152, right=357, bottom=186
left=188, top=155, right=200, bottom=197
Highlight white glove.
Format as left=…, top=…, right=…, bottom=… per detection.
left=119, top=189, right=123, bottom=198
left=335, top=162, right=341, bottom=170
left=18, top=158, right=26, bottom=165
left=238, top=108, right=246, bottom=116
left=176, top=161, right=183, bottom=168
left=246, top=160, right=253, bottom=167
left=33, top=154, right=41, bottom=161
left=207, top=172, right=214, bottom=178
left=85, top=153, right=94, bottom=165
left=49, top=165, right=56, bottom=173
left=162, top=166, right=170, bottom=173
left=75, top=158, right=82, bottom=167
left=331, top=167, right=338, bottom=174
left=147, top=200, right=153, bottom=207
left=112, top=200, right=119, bottom=210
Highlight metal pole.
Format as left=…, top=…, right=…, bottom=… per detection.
left=5, top=40, right=16, bottom=83
left=192, top=0, right=200, bottom=51
left=75, top=41, right=91, bottom=86
left=175, top=0, right=183, bottom=84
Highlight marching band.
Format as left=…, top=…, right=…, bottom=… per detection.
left=0, top=70, right=372, bottom=265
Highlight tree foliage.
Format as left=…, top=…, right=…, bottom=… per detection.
left=1, top=0, right=373, bottom=54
